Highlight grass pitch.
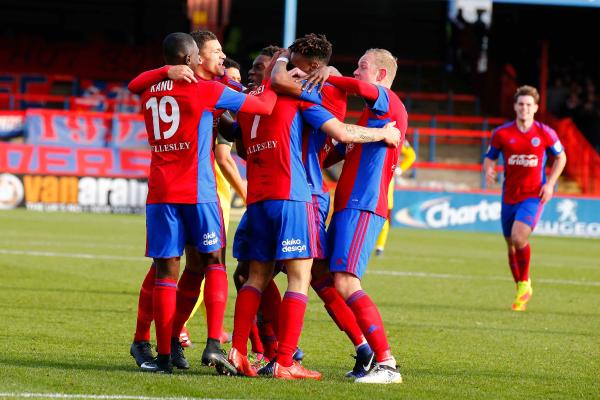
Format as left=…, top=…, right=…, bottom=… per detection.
left=0, top=209, right=599, bottom=399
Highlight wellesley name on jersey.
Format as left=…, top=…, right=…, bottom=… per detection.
left=247, top=140, right=277, bottom=155
left=151, top=142, right=191, bottom=152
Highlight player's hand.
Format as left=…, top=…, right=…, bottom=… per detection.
left=265, top=49, right=288, bottom=78
left=288, top=67, right=307, bottom=79
left=382, top=121, right=400, bottom=148
left=539, top=182, right=554, bottom=204
left=167, top=65, right=197, bottom=83
left=485, top=168, right=497, bottom=186
left=302, top=65, right=330, bottom=93
left=395, top=167, right=403, bottom=177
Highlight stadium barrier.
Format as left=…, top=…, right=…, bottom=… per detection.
left=392, top=188, right=600, bottom=238
left=545, top=115, right=600, bottom=195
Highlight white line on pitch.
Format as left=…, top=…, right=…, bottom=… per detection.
left=0, top=249, right=146, bottom=262
left=367, top=270, right=600, bottom=287
left=0, top=393, right=240, bottom=400
left=2, top=248, right=599, bottom=287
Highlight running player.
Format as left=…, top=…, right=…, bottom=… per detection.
left=131, top=32, right=276, bottom=374
left=483, top=85, right=566, bottom=311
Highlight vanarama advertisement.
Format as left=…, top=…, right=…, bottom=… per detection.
left=0, top=173, right=147, bottom=214
left=392, top=189, right=600, bottom=238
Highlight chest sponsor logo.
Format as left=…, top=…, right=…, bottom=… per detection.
left=531, top=137, right=541, bottom=147
left=281, top=238, right=307, bottom=253
left=507, top=154, right=538, bottom=167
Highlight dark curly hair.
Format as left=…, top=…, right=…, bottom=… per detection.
left=289, top=33, right=332, bottom=64
left=260, top=45, right=282, bottom=57
left=223, top=57, right=240, bottom=70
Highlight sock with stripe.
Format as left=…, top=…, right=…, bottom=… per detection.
left=346, top=290, right=392, bottom=363
left=203, top=264, right=228, bottom=340
left=134, top=263, right=155, bottom=342
left=311, top=274, right=365, bottom=346
left=276, top=291, right=308, bottom=367
left=153, top=278, right=177, bottom=355
left=171, top=268, right=204, bottom=340
left=232, top=285, right=262, bottom=356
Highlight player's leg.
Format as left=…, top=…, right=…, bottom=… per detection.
left=501, top=202, right=520, bottom=284
left=229, top=259, right=274, bottom=376
left=168, top=245, right=204, bottom=369
left=311, top=261, right=372, bottom=377
left=329, top=209, right=401, bottom=384
left=510, top=198, right=542, bottom=311
left=140, top=203, right=186, bottom=373
left=130, top=262, right=156, bottom=367
left=267, top=200, right=320, bottom=380
left=227, top=202, right=276, bottom=376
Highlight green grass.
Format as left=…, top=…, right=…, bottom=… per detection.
left=0, top=209, right=599, bottom=399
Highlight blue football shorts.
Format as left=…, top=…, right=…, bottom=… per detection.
left=328, top=208, right=385, bottom=279
left=247, top=199, right=316, bottom=262
left=501, top=197, right=544, bottom=237
left=311, top=192, right=331, bottom=260
left=146, top=202, right=225, bottom=258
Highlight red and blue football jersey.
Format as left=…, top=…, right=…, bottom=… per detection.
left=141, top=79, right=256, bottom=204
left=486, top=120, right=564, bottom=204
left=237, top=86, right=336, bottom=204
left=299, top=83, right=347, bottom=195
left=333, top=86, right=408, bottom=218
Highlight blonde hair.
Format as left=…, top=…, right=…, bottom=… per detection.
left=514, top=85, right=540, bottom=104
left=365, top=48, right=398, bottom=85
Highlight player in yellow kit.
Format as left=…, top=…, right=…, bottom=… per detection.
left=375, top=140, right=416, bottom=257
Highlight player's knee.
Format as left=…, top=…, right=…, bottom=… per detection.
left=511, top=232, right=528, bottom=248
left=233, top=262, right=249, bottom=290
left=333, top=273, right=357, bottom=300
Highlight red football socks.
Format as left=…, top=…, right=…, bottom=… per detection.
left=516, top=244, right=531, bottom=282
left=347, top=290, right=392, bottom=363
left=249, top=319, right=265, bottom=355
left=276, top=291, right=308, bottom=367
left=259, top=279, right=281, bottom=337
left=260, top=320, right=278, bottom=360
left=203, top=264, right=228, bottom=340
left=153, top=278, right=177, bottom=355
left=311, top=274, right=365, bottom=346
left=232, top=285, right=262, bottom=356
left=134, top=264, right=155, bottom=342
left=508, top=250, right=520, bottom=283
left=171, top=268, right=204, bottom=340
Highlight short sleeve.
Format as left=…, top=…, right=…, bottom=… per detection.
left=369, top=86, right=390, bottom=116
left=301, top=103, right=335, bottom=130
left=542, top=124, right=564, bottom=156
left=215, top=84, right=247, bottom=113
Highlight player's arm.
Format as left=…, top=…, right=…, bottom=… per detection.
left=321, top=118, right=400, bottom=146
left=325, top=75, right=379, bottom=102
left=539, top=130, right=567, bottom=203
left=302, top=104, right=400, bottom=146
left=270, top=53, right=341, bottom=98
left=397, top=141, right=417, bottom=175
left=215, top=82, right=277, bottom=116
left=127, top=65, right=197, bottom=94
left=215, top=138, right=247, bottom=204
left=483, top=130, right=502, bottom=186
